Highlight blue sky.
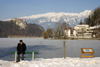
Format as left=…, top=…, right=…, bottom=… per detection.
left=0, top=0, right=100, bottom=20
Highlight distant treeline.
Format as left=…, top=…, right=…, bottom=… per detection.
left=0, top=21, right=44, bottom=37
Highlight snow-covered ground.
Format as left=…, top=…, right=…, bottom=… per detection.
left=0, top=57, right=100, bottom=67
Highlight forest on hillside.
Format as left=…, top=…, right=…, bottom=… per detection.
left=85, top=7, right=100, bottom=26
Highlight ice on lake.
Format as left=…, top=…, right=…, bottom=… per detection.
left=0, top=38, right=100, bottom=61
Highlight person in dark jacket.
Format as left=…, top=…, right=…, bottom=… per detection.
left=17, top=40, right=26, bottom=62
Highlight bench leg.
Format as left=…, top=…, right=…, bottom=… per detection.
left=32, top=52, right=34, bottom=61
left=15, top=52, right=17, bottom=62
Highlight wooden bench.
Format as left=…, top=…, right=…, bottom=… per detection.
left=11, top=52, right=39, bottom=62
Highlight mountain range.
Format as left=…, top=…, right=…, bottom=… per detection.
left=19, top=10, right=92, bottom=30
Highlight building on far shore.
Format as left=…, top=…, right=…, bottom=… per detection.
left=64, top=24, right=100, bottom=38
left=74, top=24, right=92, bottom=38
left=90, top=25, right=100, bottom=38
left=64, top=27, right=77, bottom=37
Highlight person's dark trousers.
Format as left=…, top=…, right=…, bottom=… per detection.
left=17, top=53, right=24, bottom=62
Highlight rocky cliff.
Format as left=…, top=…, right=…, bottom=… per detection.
left=0, top=18, right=44, bottom=37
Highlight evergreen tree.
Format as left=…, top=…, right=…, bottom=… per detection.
left=85, top=7, right=100, bottom=26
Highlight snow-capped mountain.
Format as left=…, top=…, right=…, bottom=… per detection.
left=20, top=10, right=92, bottom=30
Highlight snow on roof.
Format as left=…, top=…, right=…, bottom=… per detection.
left=75, top=24, right=89, bottom=27
left=90, top=27, right=94, bottom=29
left=90, top=25, right=100, bottom=29
left=84, top=33, right=92, bottom=34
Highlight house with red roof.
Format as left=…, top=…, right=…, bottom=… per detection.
left=64, top=27, right=77, bottom=37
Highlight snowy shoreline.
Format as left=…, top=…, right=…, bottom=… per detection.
left=0, top=57, right=100, bottom=67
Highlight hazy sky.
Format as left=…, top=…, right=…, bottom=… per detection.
left=0, top=0, right=100, bottom=20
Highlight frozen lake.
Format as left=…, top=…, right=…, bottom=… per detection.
left=0, top=38, right=100, bottom=61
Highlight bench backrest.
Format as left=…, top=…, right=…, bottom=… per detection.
left=11, top=52, right=39, bottom=54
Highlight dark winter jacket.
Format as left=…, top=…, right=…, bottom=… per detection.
left=17, top=43, right=26, bottom=54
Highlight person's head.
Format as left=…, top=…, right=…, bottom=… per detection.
left=20, top=40, right=23, bottom=44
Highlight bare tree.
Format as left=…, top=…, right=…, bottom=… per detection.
left=61, top=22, right=69, bottom=36
left=53, top=22, right=69, bottom=38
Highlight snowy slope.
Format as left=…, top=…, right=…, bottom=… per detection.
left=20, top=10, right=92, bottom=30
left=0, top=57, right=100, bottom=67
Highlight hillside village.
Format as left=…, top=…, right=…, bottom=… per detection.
left=64, top=24, right=100, bottom=38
